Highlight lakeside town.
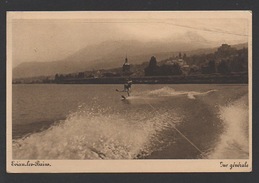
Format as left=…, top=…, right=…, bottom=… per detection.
left=13, top=43, right=248, bottom=84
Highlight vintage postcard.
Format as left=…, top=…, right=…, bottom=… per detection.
left=6, top=11, right=252, bottom=173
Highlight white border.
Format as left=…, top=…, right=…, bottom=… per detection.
left=6, top=11, right=252, bottom=173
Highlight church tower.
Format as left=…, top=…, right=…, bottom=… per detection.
left=122, top=56, right=130, bottom=72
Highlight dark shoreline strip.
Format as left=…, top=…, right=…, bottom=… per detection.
left=55, top=74, right=248, bottom=84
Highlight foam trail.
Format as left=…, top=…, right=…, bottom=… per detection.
left=207, top=95, right=249, bottom=159
left=147, top=86, right=217, bottom=99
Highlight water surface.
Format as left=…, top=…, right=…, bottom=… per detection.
left=12, top=84, right=249, bottom=159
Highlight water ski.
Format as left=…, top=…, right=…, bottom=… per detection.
left=116, top=89, right=127, bottom=99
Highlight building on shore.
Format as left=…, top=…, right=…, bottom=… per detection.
left=165, top=57, right=190, bottom=75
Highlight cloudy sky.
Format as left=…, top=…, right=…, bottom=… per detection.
left=9, top=12, right=250, bottom=67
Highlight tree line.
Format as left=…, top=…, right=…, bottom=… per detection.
left=189, top=44, right=248, bottom=74
left=145, top=44, right=248, bottom=76
left=54, top=44, right=248, bottom=81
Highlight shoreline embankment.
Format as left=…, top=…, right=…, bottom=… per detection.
left=54, top=73, right=248, bottom=84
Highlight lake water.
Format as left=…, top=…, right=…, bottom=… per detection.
left=12, top=84, right=249, bottom=160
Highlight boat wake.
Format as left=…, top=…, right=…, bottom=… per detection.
left=13, top=103, right=182, bottom=159
left=206, top=95, right=249, bottom=159
left=137, top=86, right=217, bottom=99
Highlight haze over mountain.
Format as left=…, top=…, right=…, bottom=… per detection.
left=13, top=34, right=247, bottom=79
left=11, top=12, right=249, bottom=78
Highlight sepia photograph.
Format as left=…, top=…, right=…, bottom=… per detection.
left=6, top=11, right=252, bottom=173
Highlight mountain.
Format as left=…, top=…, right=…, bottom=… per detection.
left=13, top=35, right=247, bottom=78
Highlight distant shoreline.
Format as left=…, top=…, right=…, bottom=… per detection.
left=13, top=73, right=248, bottom=84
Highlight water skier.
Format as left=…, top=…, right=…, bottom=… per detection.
left=116, top=78, right=133, bottom=97
left=124, top=79, right=132, bottom=96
